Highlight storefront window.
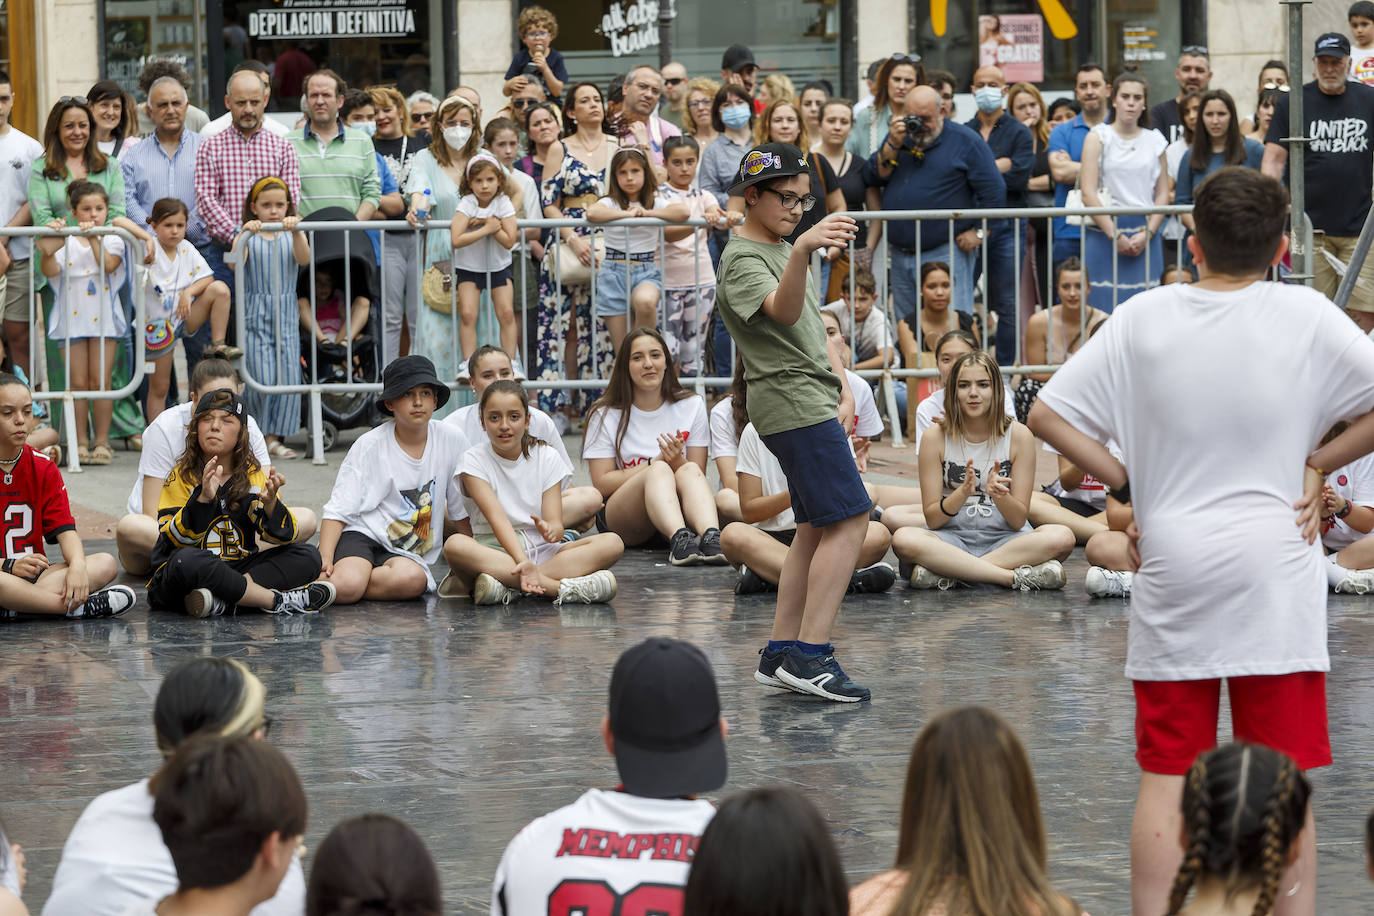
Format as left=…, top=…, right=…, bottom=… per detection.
left=102, top=0, right=207, bottom=107
left=531, top=0, right=840, bottom=100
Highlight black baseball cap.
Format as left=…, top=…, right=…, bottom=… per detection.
left=729, top=142, right=810, bottom=196
left=608, top=638, right=726, bottom=799
left=721, top=44, right=756, bottom=74
left=378, top=354, right=451, bottom=414
left=1315, top=32, right=1352, bottom=58
left=193, top=388, right=246, bottom=420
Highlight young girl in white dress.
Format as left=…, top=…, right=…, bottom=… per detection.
left=449, top=153, right=519, bottom=377
left=36, top=180, right=126, bottom=465
left=443, top=380, right=623, bottom=605
left=891, top=351, right=1073, bottom=590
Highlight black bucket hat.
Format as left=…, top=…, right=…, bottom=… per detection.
left=728, top=142, right=811, bottom=196
left=378, top=355, right=450, bottom=415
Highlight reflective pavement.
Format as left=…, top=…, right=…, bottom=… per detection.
left=6, top=541, right=1374, bottom=914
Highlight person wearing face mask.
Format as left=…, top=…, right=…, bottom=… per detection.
left=965, top=65, right=1033, bottom=365
left=402, top=95, right=482, bottom=389
left=696, top=84, right=755, bottom=376
left=338, top=89, right=405, bottom=278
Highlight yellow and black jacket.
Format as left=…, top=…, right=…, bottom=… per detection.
left=150, top=468, right=298, bottom=574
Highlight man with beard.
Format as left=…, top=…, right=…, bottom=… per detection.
left=1150, top=47, right=1212, bottom=143
left=1047, top=62, right=1108, bottom=274
left=864, top=85, right=1004, bottom=322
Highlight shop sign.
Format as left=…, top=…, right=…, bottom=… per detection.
left=978, top=14, right=1043, bottom=84
left=247, top=0, right=417, bottom=40
left=1123, top=23, right=1166, bottom=63
left=596, top=0, right=659, bottom=57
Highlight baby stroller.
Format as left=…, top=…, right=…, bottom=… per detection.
left=296, top=207, right=381, bottom=450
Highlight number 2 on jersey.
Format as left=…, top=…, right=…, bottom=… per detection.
left=4, top=503, right=33, bottom=557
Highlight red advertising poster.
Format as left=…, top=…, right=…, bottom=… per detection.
left=977, top=13, right=1044, bottom=84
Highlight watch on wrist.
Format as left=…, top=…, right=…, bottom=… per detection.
left=1110, top=478, right=1132, bottom=505
left=1337, top=499, right=1354, bottom=519
left=974, top=228, right=986, bottom=241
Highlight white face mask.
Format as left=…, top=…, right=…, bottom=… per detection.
left=352, top=120, right=377, bottom=137
left=443, top=124, right=472, bottom=150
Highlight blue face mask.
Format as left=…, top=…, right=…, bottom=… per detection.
left=721, top=104, right=751, bottom=129
left=974, top=87, right=1004, bottom=113
left=353, top=120, right=377, bottom=137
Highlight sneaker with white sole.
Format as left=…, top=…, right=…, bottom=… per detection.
left=848, top=562, right=896, bottom=594
left=909, top=564, right=956, bottom=590
left=668, top=527, right=698, bottom=566
left=554, top=570, right=617, bottom=605
left=696, top=528, right=730, bottom=565
left=1012, top=560, right=1067, bottom=591
left=1335, top=568, right=1374, bottom=594
left=754, top=646, right=795, bottom=690
left=270, top=582, right=336, bottom=615
left=70, top=585, right=137, bottom=619
left=185, top=587, right=228, bottom=619
left=1085, top=566, right=1133, bottom=598
left=776, top=648, right=871, bottom=702
left=473, top=572, right=519, bottom=605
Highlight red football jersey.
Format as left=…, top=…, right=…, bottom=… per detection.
left=0, top=446, right=75, bottom=558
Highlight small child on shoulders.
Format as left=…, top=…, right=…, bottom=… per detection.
left=503, top=6, right=567, bottom=101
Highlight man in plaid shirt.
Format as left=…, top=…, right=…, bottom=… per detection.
left=193, top=69, right=302, bottom=292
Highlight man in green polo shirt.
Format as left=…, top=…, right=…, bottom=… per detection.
left=290, top=69, right=380, bottom=218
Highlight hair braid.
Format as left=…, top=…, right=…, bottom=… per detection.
left=1250, top=758, right=1297, bottom=916
left=1166, top=759, right=1213, bottom=916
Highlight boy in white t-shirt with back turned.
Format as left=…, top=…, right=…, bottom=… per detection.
left=1029, top=166, right=1374, bottom=916
left=319, top=356, right=472, bottom=603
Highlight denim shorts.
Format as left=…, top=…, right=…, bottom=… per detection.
left=594, top=260, right=662, bottom=318
left=761, top=418, right=872, bottom=527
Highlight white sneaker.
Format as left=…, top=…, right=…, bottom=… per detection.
left=1085, top=566, right=1133, bottom=598
left=436, top=572, right=468, bottom=598
left=185, top=587, right=228, bottom=619
left=71, top=585, right=137, bottom=618
left=1011, top=560, right=1066, bottom=591
left=909, top=565, right=957, bottom=590
left=457, top=361, right=471, bottom=382
left=1335, top=568, right=1374, bottom=594
left=473, top=572, right=518, bottom=605
left=554, top=570, right=618, bottom=605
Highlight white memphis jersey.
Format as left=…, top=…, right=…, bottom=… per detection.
left=491, top=788, right=715, bottom=916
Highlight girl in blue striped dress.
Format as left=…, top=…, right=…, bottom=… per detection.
left=235, top=177, right=310, bottom=459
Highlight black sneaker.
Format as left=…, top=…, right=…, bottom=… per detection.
left=697, top=527, right=730, bottom=565
left=776, top=647, right=871, bottom=702
left=848, top=562, right=896, bottom=594
left=70, top=585, right=137, bottom=619
left=734, top=565, right=776, bottom=595
left=270, top=582, right=337, bottom=615
left=754, top=646, right=794, bottom=690
left=668, top=527, right=698, bottom=566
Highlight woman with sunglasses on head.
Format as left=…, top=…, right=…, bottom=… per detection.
left=848, top=54, right=925, bottom=160
left=1241, top=60, right=1289, bottom=136
left=43, top=657, right=306, bottom=916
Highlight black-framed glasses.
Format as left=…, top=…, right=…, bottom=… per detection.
left=58, top=96, right=89, bottom=106
left=1262, top=81, right=1292, bottom=92
left=410, top=112, right=432, bottom=122
left=762, top=187, right=817, bottom=211
left=1181, top=45, right=1209, bottom=56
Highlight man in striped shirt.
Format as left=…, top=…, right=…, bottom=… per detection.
left=290, top=70, right=380, bottom=221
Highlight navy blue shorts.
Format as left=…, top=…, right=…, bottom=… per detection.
left=761, top=419, right=872, bottom=527
left=454, top=266, right=513, bottom=290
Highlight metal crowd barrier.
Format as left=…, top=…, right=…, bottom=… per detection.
left=3, top=225, right=150, bottom=473
left=235, top=200, right=1338, bottom=459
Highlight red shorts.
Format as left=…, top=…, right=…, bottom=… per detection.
left=1133, top=672, right=1330, bottom=775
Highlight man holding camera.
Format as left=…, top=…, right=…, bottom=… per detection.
left=864, top=85, right=1005, bottom=322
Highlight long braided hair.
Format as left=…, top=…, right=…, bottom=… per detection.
left=1165, top=742, right=1311, bottom=916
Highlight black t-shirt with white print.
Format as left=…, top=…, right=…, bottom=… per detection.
left=1267, top=81, right=1374, bottom=235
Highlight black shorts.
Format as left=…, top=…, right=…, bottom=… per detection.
left=768, top=529, right=797, bottom=546
left=333, top=530, right=406, bottom=568
left=1042, top=487, right=1102, bottom=518
left=454, top=266, right=513, bottom=290
left=594, top=507, right=669, bottom=549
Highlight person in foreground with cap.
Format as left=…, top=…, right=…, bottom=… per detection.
left=714, top=142, right=873, bottom=703
left=147, top=388, right=335, bottom=618
left=490, top=637, right=726, bottom=916
left=1263, top=31, right=1374, bottom=312
left=720, top=44, right=759, bottom=100
left=319, top=355, right=473, bottom=603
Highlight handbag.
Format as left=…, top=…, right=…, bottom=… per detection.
left=1065, top=130, right=1113, bottom=227
left=144, top=317, right=177, bottom=357
left=552, top=235, right=606, bottom=287
left=421, top=260, right=455, bottom=314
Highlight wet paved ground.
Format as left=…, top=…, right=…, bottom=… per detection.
left=7, top=537, right=1374, bottom=915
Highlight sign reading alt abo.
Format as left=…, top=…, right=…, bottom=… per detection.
left=248, top=0, right=417, bottom=39
left=598, top=0, right=660, bottom=57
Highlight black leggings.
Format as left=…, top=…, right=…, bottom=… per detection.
left=149, top=545, right=322, bottom=613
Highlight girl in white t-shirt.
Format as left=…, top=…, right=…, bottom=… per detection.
left=709, top=359, right=749, bottom=526
left=1317, top=420, right=1374, bottom=594
left=583, top=327, right=727, bottom=567
left=449, top=153, right=519, bottom=373
left=586, top=147, right=690, bottom=355
left=444, top=380, right=624, bottom=606
left=891, top=351, right=1073, bottom=590
left=445, top=345, right=603, bottom=530
left=141, top=198, right=231, bottom=422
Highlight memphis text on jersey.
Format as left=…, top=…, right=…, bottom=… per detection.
left=555, top=827, right=697, bottom=863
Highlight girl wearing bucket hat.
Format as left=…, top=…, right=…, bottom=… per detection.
left=319, top=356, right=474, bottom=603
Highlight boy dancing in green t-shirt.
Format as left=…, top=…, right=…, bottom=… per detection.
left=715, top=142, right=873, bottom=702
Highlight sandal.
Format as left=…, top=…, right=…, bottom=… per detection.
left=267, top=441, right=298, bottom=460
left=202, top=340, right=245, bottom=361
left=87, top=444, right=114, bottom=466
left=126, top=434, right=142, bottom=451
left=77, top=445, right=92, bottom=464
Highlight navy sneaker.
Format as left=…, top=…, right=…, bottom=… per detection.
left=847, top=562, right=896, bottom=594
left=734, top=566, right=775, bottom=595
left=697, top=527, right=730, bottom=565
left=776, top=647, right=871, bottom=702
left=754, top=646, right=795, bottom=690
left=669, top=527, right=698, bottom=566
